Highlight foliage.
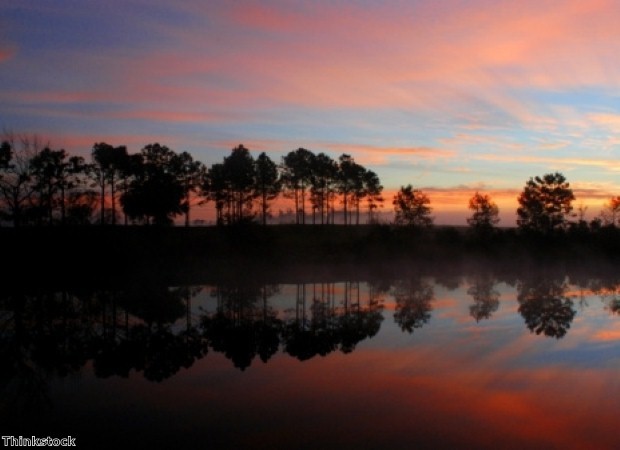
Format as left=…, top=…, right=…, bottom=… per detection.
left=337, top=154, right=365, bottom=225
left=517, top=172, right=574, bottom=233
left=309, top=152, right=337, bottom=224
left=173, top=151, right=206, bottom=226
left=600, top=196, right=620, bottom=226
left=281, top=148, right=315, bottom=224
left=120, top=143, right=185, bottom=225
left=254, top=152, right=281, bottom=225
left=363, top=169, right=383, bottom=224
left=467, top=191, right=499, bottom=231
left=392, top=185, right=433, bottom=227
left=0, top=135, right=43, bottom=226
left=91, top=142, right=129, bottom=225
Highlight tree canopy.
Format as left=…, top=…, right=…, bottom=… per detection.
left=120, top=143, right=185, bottom=225
left=5, top=133, right=615, bottom=232
left=392, top=185, right=433, bottom=227
left=517, top=172, right=574, bottom=233
left=467, top=192, right=500, bottom=231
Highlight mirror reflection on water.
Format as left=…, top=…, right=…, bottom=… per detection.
left=2, top=265, right=620, bottom=449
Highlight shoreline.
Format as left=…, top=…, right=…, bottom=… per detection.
left=3, top=224, right=620, bottom=288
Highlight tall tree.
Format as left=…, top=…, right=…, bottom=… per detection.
left=310, top=153, right=337, bottom=225
left=337, top=154, right=365, bottom=225
left=467, top=191, right=500, bottom=232
left=29, top=148, right=88, bottom=225
left=223, top=145, right=256, bottom=224
left=203, top=163, right=228, bottom=225
left=517, top=172, right=574, bottom=233
left=254, top=152, right=280, bottom=225
left=392, top=185, right=433, bottom=227
left=281, top=148, right=315, bottom=224
left=0, top=134, right=41, bottom=226
left=91, top=143, right=128, bottom=225
left=172, top=151, right=206, bottom=227
left=363, top=169, right=383, bottom=224
left=30, top=147, right=64, bottom=225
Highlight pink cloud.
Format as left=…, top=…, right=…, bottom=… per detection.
left=12, top=0, right=619, bottom=125
left=192, top=0, right=620, bottom=111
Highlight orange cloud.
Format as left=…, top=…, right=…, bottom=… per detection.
left=592, top=330, right=620, bottom=342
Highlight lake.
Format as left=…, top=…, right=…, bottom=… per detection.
left=2, top=263, right=619, bottom=449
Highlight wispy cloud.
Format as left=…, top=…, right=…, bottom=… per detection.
left=3, top=0, right=620, bottom=223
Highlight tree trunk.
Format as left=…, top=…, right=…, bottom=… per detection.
left=111, top=174, right=116, bottom=225
left=60, top=185, right=65, bottom=225
left=100, top=178, right=105, bottom=225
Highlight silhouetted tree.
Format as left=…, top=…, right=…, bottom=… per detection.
left=0, top=134, right=41, bottom=226
left=310, top=153, right=337, bottom=224
left=0, top=140, right=10, bottom=167
left=172, top=151, right=206, bottom=227
left=120, top=143, right=184, bottom=225
left=91, top=143, right=128, bottom=225
left=65, top=190, right=98, bottom=225
left=363, top=169, right=384, bottom=224
left=393, top=184, right=433, bottom=227
left=30, top=148, right=64, bottom=225
left=517, top=172, right=574, bottom=233
left=223, top=145, right=256, bottom=224
left=337, top=154, right=365, bottom=225
left=29, top=148, right=87, bottom=225
left=254, top=152, right=280, bottom=225
left=467, top=191, right=499, bottom=232
left=600, top=196, right=620, bottom=226
left=203, top=163, right=228, bottom=225
left=281, top=148, right=314, bottom=224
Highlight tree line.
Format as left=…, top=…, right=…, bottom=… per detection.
left=2, top=133, right=620, bottom=232
left=0, top=134, right=383, bottom=227
left=394, top=171, right=620, bottom=234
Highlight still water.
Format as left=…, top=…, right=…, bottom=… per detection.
left=2, top=265, right=619, bottom=449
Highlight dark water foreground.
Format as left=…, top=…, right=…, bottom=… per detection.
left=2, top=252, right=620, bottom=449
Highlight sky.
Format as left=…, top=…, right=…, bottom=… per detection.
left=2, top=0, right=620, bottom=225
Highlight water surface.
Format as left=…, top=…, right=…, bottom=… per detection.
left=2, top=265, right=619, bottom=449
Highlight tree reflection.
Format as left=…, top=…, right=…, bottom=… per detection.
left=517, top=276, right=575, bottom=339
left=0, top=289, right=98, bottom=422
left=467, top=274, right=500, bottom=322
left=93, top=285, right=206, bottom=382
left=392, top=277, right=434, bottom=333
left=0, top=282, right=207, bottom=413
left=0, top=279, right=390, bottom=390
left=201, top=283, right=282, bottom=370
left=588, top=277, right=620, bottom=315
left=283, top=282, right=384, bottom=360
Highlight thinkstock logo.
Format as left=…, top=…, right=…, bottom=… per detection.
left=1, top=436, right=76, bottom=447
